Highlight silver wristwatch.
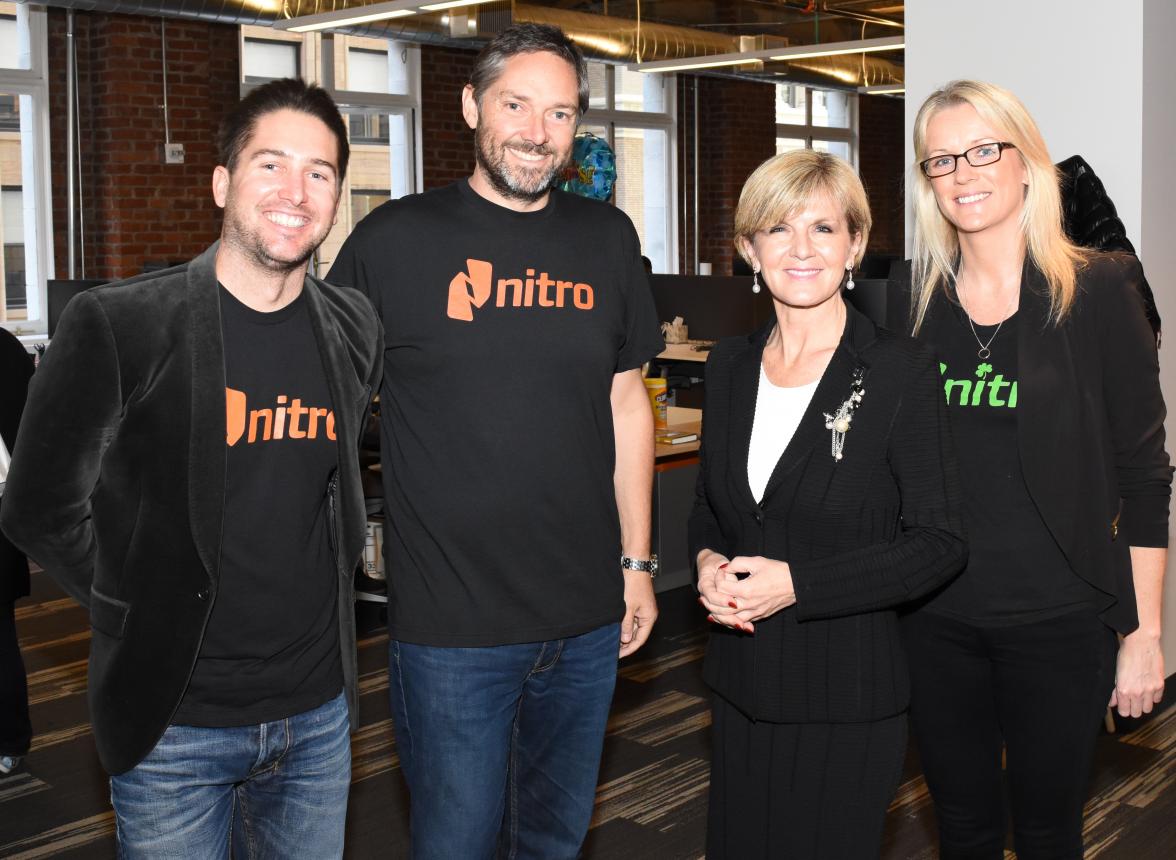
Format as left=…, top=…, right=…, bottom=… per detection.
left=621, top=554, right=659, bottom=577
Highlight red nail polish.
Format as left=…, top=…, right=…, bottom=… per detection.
left=718, top=562, right=729, bottom=569
left=728, top=601, right=738, bottom=609
left=707, top=614, right=716, bottom=623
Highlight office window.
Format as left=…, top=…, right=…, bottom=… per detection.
left=0, top=3, right=51, bottom=334
left=0, top=10, right=26, bottom=72
left=579, top=62, right=676, bottom=273
left=347, top=48, right=389, bottom=93
left=344, top=45, right=411, bottom=96
left=588, top=63, right=609, bottom=111
left=240, top=27, right=421, bottom=278
left=776, top=137, right=806, bottom=155
left=242, top=38, right=300, bottom=82
left=775, top=84, right=857, bottom=165
left=812, top=138, right=852, bottom=161
left=776, top=84, right=806, bottom=125
left=2, top=187, right=25, bottom=311
left=812, top=88, right=852, bottom=128
left=613, top=127, right=669, bottom=271
left=0, top=92, right=17, bottom=131
left=613, top=66, right=667, bottom=113
left=349, top=113, right=390, bottom=145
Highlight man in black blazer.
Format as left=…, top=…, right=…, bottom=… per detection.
left=0, top=327, right=34, bottom=775
left=0, top=80, right=382, bottom=857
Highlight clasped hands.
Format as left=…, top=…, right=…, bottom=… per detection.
left=696, top=549, right=796, bottom=633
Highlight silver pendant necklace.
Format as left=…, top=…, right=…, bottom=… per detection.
left=957, top=278, right=1018, bottom=360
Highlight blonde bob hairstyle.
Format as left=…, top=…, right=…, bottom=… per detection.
left=733, top=149, right=871, bottom=269
left=909, top=79, right=1085, bottom=333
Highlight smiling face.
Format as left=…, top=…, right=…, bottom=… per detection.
left=923, top=102, right=1028, bottom=238
left=462, top=50, right=579, bottom=209
left=212, top=108, right=341, bottom=274
left=741, top=191, right=862, bottom=312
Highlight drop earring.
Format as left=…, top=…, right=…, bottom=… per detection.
left=752, top=269, right=762, bottom=294
left=845, top=264, right=855, bottom=291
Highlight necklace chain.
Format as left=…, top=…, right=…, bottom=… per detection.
left=957, top=277, right=1018, bottom=360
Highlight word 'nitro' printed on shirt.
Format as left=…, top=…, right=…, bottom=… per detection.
left=940, top=361, right=1018, bottom=408
left=226, top=387, right=336, bottom=446
left=447, top=258, right=595, bottom=321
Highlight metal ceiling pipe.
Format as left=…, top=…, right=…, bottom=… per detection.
left=33, top=0, right=903, bottom=89
left=66, top=9, right=76, bottom=278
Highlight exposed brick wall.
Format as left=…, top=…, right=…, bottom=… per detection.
left=43, top=17, right=902, bottom=281
left=48, top=10, right=238, bottom=281
left=677, top=75, right=776, bottom=276
left=857, top=93, right=906, bottom=258
left=420, top=45, right=477, bottom=190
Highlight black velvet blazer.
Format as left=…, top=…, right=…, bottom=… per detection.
left=689, top=301, right=967, bottom=723
left=0, top=243, right=383, bottom=774
left=0, top=327, right=34, bottom=604
left=887, top=254, right=1172, bottom=634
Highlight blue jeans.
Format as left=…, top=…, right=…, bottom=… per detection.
left=109, top=690, right=351, bottom=859
left=389, top=622, right=621, bottom=860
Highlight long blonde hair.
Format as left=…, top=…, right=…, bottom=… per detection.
left=909, top=80, right=1085, bottom=332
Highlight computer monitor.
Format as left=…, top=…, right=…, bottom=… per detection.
left=47, top=279, right=108, bottom=337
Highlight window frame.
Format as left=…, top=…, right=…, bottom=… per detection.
left=241, top=35, right=301, bottom=84
left=0, top=5, right=53, bottom=338
left=580, top=63, right=679, bottom=274
left=775, top=84, right=859, bottom=166
left=239, top=28, right=423, bottom=278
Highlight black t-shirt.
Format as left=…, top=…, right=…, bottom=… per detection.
left=919, top=297, right=1098, bottom=625
left=173, top=286, right=342, bottom=726
left=329, top=180, right=665, bottom=646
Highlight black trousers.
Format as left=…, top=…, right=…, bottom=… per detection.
left=0, top=599, right=32, bottom=758
left=902, top=609, right=1117, bottom=860
left=706, top=694, right=907, bottom=859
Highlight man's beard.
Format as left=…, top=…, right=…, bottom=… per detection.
left=474, top=124, right=571, bottom=204
left=221, top=193, right=326, bottom=275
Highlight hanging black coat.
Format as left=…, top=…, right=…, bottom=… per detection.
left=1057, top=154, right=1161, bottom=343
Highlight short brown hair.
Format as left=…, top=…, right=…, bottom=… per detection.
left=469, top=23, right=589, bottom=116
left=733, top=149, right=871, bottom=266
left=218, top=78, right=349, bottom=189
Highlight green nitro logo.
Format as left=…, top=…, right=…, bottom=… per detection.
left=940, top=361, right=1018, bottom=408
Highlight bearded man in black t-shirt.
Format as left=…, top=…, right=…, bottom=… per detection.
left=330, top=23, right=664, bottom=860
left=1, top=80, right=382, bottom=858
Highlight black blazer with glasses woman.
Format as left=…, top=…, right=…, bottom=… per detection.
left=886, top=253, right=1171, bottom=634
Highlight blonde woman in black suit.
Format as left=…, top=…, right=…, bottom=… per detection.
left=890, top=79, right=1171, bottom=859
left=691, top=149, right=968, bottom=858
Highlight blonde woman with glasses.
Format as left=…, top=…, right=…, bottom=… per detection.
left=888, top=79, right=1171, bottom=859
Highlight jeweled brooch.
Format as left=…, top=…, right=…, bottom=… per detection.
left=823, top=365, right=866, bottom=462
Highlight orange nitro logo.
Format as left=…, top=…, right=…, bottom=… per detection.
left=447, top=258, right=595, bottom=322
left=226, top=387, right=336, bottom=447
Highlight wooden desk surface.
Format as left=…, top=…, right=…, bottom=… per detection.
left=655, top=406, right=701, bottom=467
left=656, top=342, right=713, bottom=363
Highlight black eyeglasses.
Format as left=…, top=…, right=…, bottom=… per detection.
left=919, top=142, right=1017, bottom=178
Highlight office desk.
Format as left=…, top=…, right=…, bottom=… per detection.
left=653, top=407, right=701, bottom=592
left=655, top=406, right=702, bottom=463
left=656, top=341, right=712, bottom=364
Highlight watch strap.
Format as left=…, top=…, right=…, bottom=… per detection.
left=621, top=554, right=659, bottom=577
